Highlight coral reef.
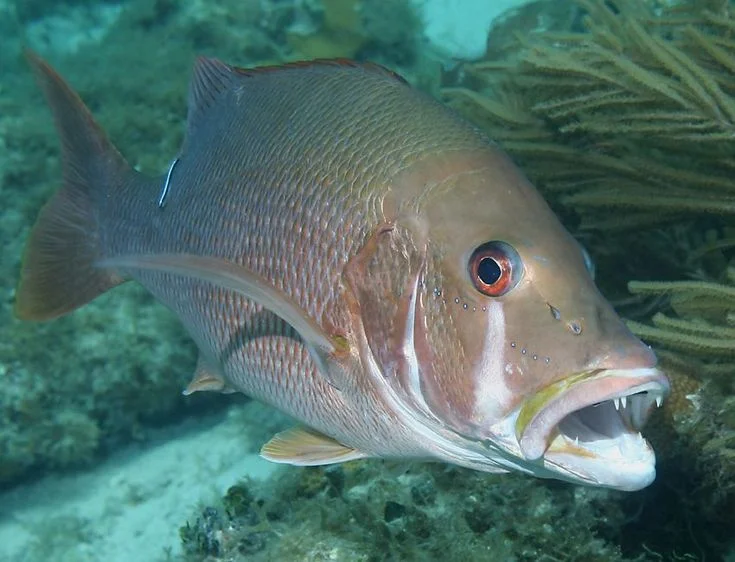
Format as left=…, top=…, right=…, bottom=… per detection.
left=4, top=0, right=735, bottom=559
left=180, top=463, right=632, bottom=562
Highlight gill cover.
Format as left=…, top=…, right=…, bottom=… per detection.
left=343, top=220, right=437, bottom=421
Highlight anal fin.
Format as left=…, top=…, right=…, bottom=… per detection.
left=260, top=426, right=367, bottom=466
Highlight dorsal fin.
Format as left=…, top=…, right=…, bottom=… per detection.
left=186, top=56, right=408, bottom=138
left=187, top=56, right=237, bottom=137
left=230, top=58, right=408, bottom=85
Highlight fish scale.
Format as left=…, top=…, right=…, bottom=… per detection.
left=16, top=52, right=670, bottom=490
left=102, top=59, right=479, bottom=454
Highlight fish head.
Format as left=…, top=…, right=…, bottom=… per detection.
left=371, top=148, right=669, bottom=491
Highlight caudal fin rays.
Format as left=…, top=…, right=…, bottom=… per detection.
left=15, top=51, right=134, bottom=321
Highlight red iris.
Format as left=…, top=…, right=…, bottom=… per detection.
left=469, top=242, right=517, bottom=297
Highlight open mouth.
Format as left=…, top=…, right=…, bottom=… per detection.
left=516, top=368, right=670, bottom=462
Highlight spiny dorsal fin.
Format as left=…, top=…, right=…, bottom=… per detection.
left=187, top=56, right=237, bottom=137
left=186, top=56, right=408, bottom=139
left=230, top=58, right=408, bottom=85
left=260, top=426, right=367, bottom=466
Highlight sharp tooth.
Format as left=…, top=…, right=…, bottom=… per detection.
left=574, top=436, right=579, bottom=446
left=614, top=398, right=620, bottom=410
left=620, top=396, right=627, bottom=409
left=655, top=395, right=663, bottom=408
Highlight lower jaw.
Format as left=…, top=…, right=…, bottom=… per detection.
left=516, top=368, right=669, bottom=461
left=542, top=443, right=657, bottom=491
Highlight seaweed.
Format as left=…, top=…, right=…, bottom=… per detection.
left=444, top=0, right=735, bottom=229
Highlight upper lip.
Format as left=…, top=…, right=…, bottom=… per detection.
left=516, top=368, right=670, bottom=460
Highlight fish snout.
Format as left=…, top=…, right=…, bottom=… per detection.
left=496, top=300, right=670, bottom=490
left=584, top=322, right=658, bottom=373
left=587, top=340, right=658, bottom=374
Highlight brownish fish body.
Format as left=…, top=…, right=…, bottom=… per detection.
left=16, top=53, right=669, bottom=490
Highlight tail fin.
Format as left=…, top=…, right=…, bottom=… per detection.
left=15, top=51, right=131, bottom=320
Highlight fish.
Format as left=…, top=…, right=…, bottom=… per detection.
left=15, top=51, right=670, bottom=492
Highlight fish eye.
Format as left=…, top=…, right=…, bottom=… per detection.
left=469, top=241, right=522, bottom=297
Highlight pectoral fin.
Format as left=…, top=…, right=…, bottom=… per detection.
left=99, top=254, right=352, bottom=390
left=260, top=426, right=367, bottom=466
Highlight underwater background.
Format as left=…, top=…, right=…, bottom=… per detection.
left=0, top=0, right=734, bottom=560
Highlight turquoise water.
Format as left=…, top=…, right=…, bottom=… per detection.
left=1, top=1, right=734, bottom=560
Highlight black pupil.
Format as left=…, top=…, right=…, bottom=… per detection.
left=477, top=257, right=502, bottom=285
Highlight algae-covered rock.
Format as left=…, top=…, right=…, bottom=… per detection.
left=0, top=284, right=200, bottom=485
left=180, top=463, right=631, bottom=562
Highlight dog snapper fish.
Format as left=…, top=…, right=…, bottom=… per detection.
left=16, top=52, right=669, bottom=491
